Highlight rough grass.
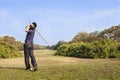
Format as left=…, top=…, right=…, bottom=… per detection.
left=0, top=50, right=120, bottom=80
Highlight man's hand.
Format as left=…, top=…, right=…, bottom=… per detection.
left=25, top=25, right=30, bottom=32
left=25, top=23, right=35, bottom=32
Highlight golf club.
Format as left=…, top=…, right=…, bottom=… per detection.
left=35, top=29, right=49, bottom=47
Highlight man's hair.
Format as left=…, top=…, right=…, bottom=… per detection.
left=32, top=22, right=37, bottom=29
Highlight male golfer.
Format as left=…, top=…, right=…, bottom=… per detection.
left=24, top=22, right=37, bottom=71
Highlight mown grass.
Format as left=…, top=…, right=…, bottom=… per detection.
left=0, top=50, right=120, bottom=80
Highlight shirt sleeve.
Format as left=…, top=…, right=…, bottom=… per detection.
left=27, top=30, right=33, bottom=33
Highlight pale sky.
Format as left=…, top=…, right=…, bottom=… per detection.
left=0, top=0, right=120, bottom=45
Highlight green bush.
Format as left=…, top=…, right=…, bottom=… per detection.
left=67, top=43, right=91, bottom=58
left=0, top=41, right=22, bottom=59
left=55, top=39, right=120, bottom=58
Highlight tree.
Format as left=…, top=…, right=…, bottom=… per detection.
left=71, top=32, right=99, bottom=43
left=0, top=36, right=22, bottom=50
left=99, top=25, right=120, bottom=40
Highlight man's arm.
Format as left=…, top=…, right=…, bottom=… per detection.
left=25, top=26, right=30, bottom=32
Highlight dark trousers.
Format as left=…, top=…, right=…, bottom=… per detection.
left=24, top=43, right=37, bottom=69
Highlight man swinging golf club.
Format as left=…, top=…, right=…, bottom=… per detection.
left=24, top=22, right=37, bottom=71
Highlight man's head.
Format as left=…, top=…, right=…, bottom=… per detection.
left=32, top=22, right=37, bottom=29
left=29, top=22, right=37, bottom=30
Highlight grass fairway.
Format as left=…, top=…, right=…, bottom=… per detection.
left=0, top=50, right=120, bottom=80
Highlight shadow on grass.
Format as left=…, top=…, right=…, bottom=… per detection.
left=0, top=67, right=25, bottom=70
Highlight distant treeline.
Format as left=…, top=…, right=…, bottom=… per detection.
left=54, top=25, right=120, bottom=58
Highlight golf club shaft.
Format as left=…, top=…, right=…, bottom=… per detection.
left=35, top=29, right=49, bottom=46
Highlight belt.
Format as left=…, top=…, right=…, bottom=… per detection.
left=25, top=42, right=32, bottom=44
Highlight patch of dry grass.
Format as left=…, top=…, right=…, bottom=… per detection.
left=1, top=50, right=119, bottom=67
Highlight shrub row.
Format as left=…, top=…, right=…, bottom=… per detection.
left=55, top=39, right=120, bottom=58
left=0, top=41, right=22, bottom=58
